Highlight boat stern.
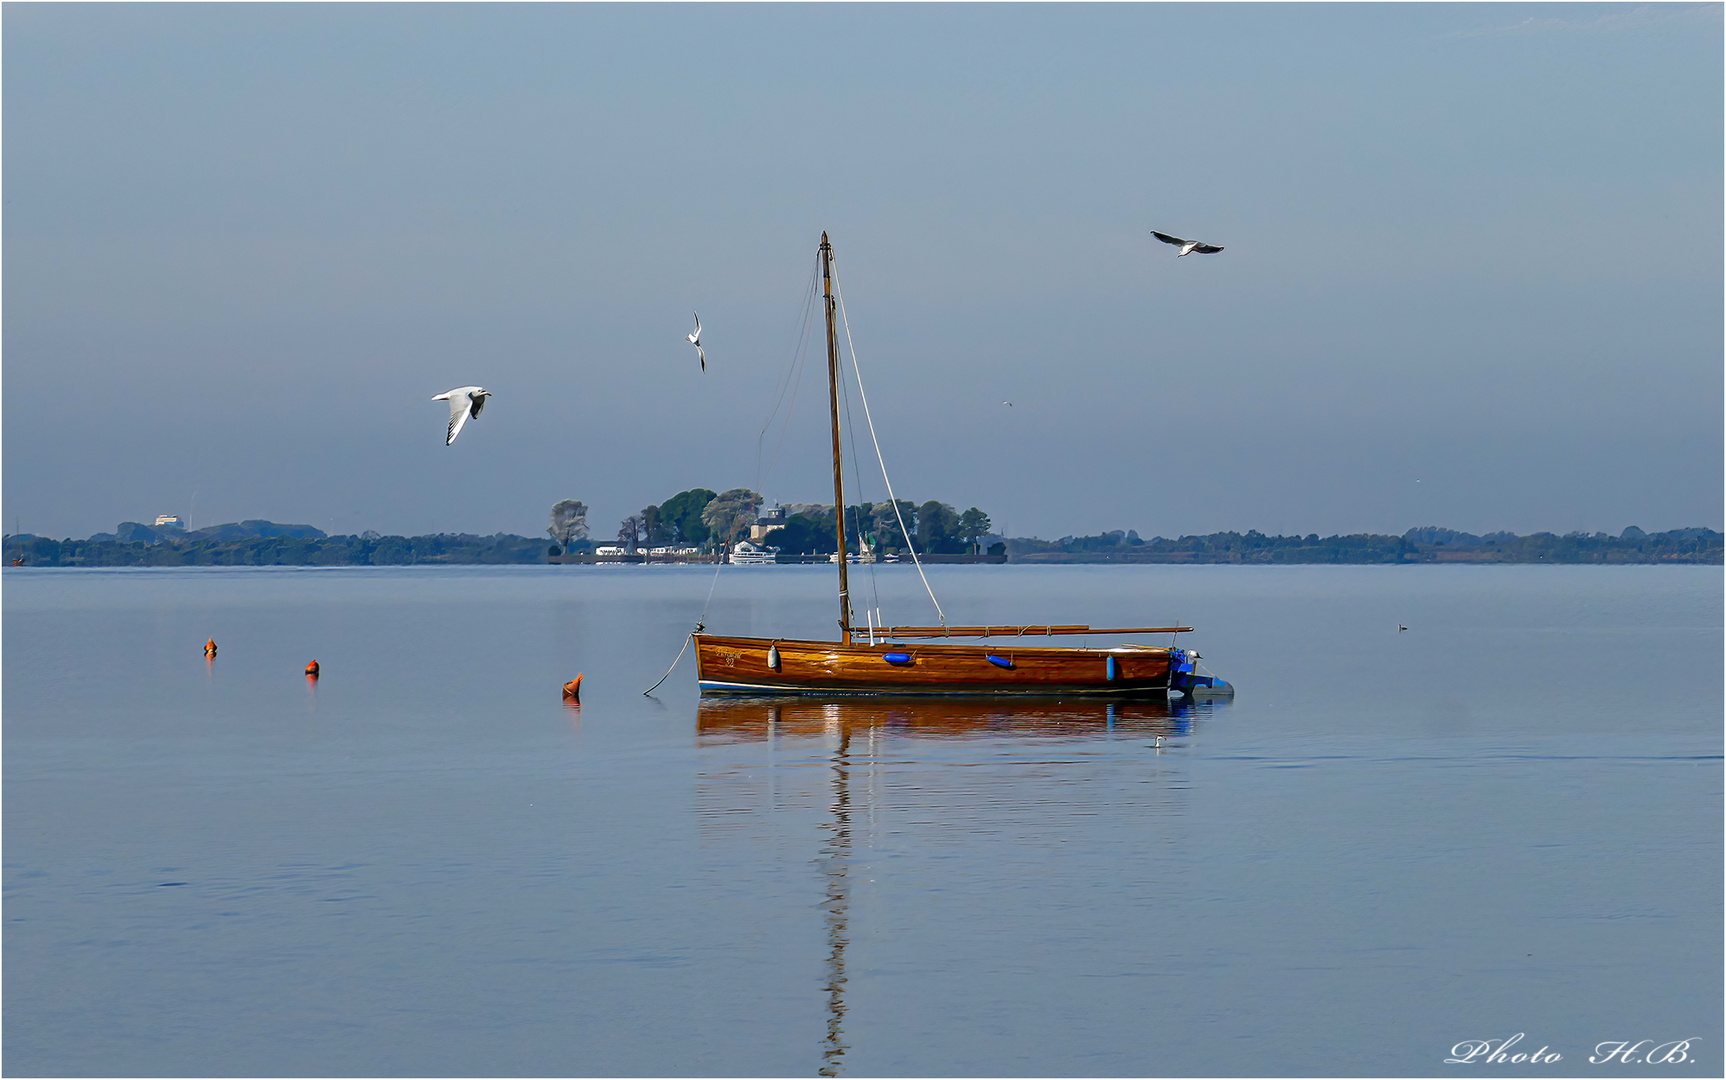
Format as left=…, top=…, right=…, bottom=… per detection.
left=1167, top=647, right=1234, bottom=699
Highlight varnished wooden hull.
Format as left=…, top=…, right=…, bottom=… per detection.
left=694, top=633, right=1175, bottom=696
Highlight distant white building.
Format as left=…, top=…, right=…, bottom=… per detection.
left=730, top=540, right=779, bottom=565
left=750, top=505, right=788, bottom=542
left=154, top=515, right=186, bottom=529
left=648, top=545, right=702, bottom=559
left=594, top=545, right=629, bottom=556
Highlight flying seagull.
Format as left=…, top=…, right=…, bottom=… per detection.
left=1152, top=231, right=1224, bottom=257
left=1398, top=624, right=1408, bottom=632
left=432, top=386, right=492, bottom=446
left=1002, top=400, right=1013, bottom=407
left=687, top=312, right=705, bottom=371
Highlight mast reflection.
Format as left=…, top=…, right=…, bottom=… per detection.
left=696, top=696, right=1219, bottom=1075
left=819, top=723, right=851, bottom=1077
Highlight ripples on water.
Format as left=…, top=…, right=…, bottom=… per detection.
left=3, top=565, right=1720, bottom=1076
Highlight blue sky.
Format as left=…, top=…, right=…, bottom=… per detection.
left=5, top=3, right=1720, bottom=541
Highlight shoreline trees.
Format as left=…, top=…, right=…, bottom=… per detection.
left=658, top=489, right=718, bottom=547
left=700, top=489, right=764, bottom=553
left=10, top=503, right=1716, bottom=567
left=548, top=500, right=589, bottom=554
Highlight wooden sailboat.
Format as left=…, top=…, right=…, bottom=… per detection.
left=693, top=233, right=1226, bottom=698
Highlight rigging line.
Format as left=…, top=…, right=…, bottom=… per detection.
left=835, top=333, right=883, bottom=625
left=852, top=443, right=884, bottom=628
left=829, top=256, right=947, bottom=629
left=755, top=256, right=822, bottom=495
left=647, top=517, right=726, bottom=695
left=699, top=546, right=725, bottom=616
left=693, top=265, right=816, bottom=670
left=845, top=376, right=885, bottom=625
left=758, top=255, right=820, bottom=444
left=649, top=508, right=730, bottom=695
left=836, top=371, right=860, bottom=627
left=756, top=293, right=816, bottom=499
left=834, top=271, right=934, bottom=628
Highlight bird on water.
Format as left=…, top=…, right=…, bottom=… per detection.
left=432, top=387, right=492, bottom=446
left=1152, top=231, right=1225, bottom=257
left=687, top=312, right=706, bottom=371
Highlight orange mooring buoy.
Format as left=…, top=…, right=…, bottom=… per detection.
left=203, top=638, right=218, bottom=657
left=305, top=660, right=320, bottom=677
left=562, top=674, right=583, bottom=701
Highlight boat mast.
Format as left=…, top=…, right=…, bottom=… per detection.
left=821, top=233, right=852, bottom=643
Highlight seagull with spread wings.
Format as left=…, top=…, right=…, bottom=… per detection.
left=432, top=386, right=492, bottom=446
left=1152, top=230, right=1225, bottom=257
left=687, top=312, right=706, bottom=371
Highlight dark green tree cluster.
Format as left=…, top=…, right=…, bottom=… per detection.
left=649, top=489, right=719, bottom=547
left=750, top=500, right=992, bottom=556
left=753, top=503, right=867, bottom=556
left=539, top=491, right=991, bottom=558
left=600, top=489, right=724, bottom=552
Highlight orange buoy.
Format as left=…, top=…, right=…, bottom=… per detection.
left=305, top=660, right=320, bottom=677
left=562, top=674, right=583, bottom=701
left=203, top=638, right=218, bottom=657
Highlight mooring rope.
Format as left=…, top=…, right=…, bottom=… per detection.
left=641, top=624, right=702, bottom=696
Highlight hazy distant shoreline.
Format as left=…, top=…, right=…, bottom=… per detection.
left=4, top=522, right=1719, bottom=567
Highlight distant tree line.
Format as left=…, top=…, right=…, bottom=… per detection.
left=1006, top=525, right=1722, bottom=565
left=9, top=516, right=1717, bottom=568
left=4, top=522, right=546, bottom=567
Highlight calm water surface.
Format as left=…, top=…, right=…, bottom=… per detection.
left=4, top=564, right=1720, bottom=1077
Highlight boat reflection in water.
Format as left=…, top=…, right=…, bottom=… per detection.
left=694, top=695, right=1225, bottom=1075
left=696, top=694, right=1213, bottom=743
